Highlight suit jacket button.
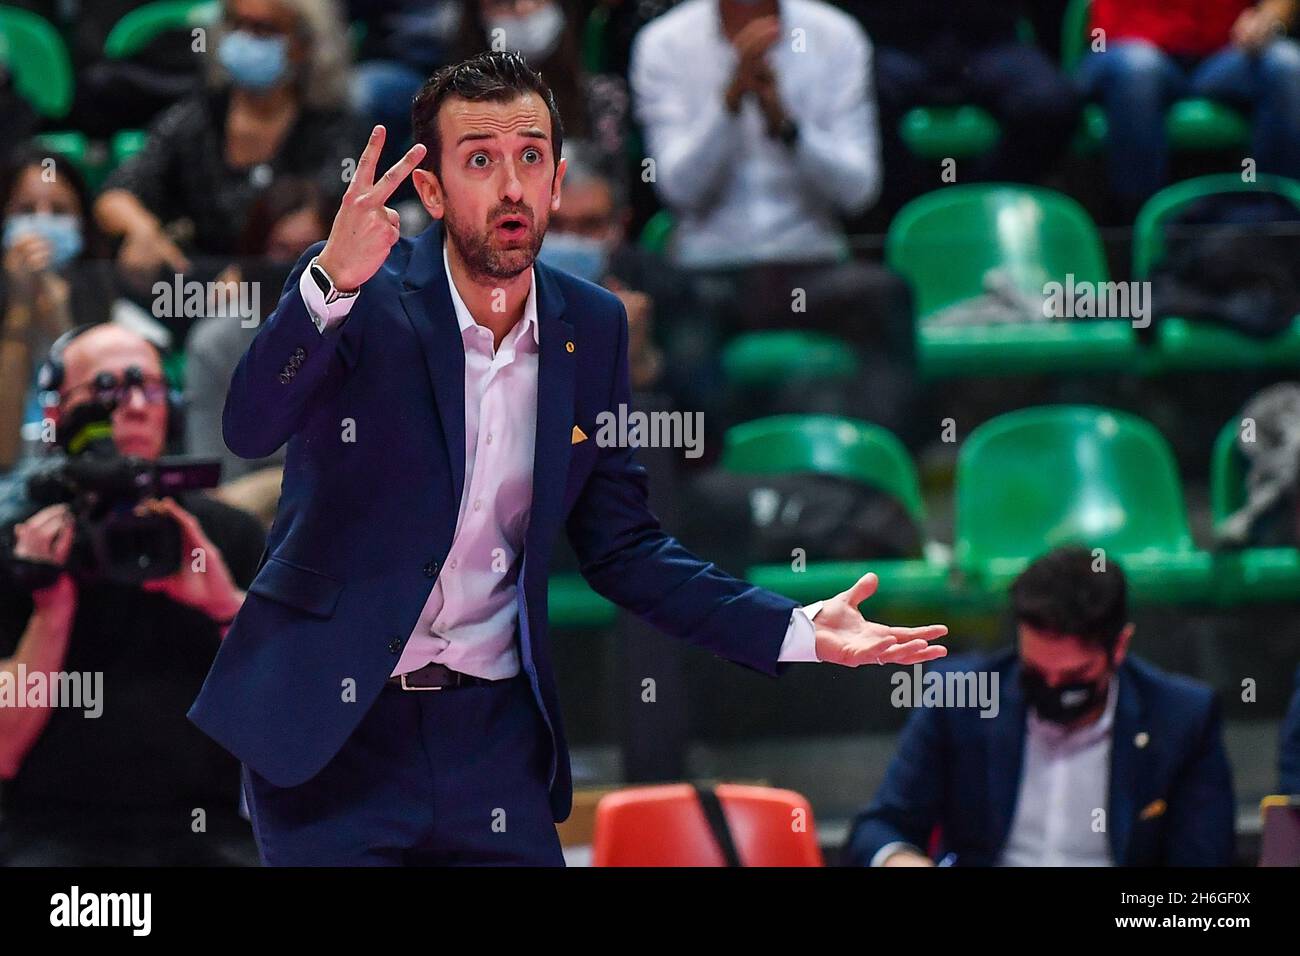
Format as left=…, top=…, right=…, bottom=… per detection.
left=388, top=638, right=402, bottom=654
left=294, top=347, right=306, bottom=359
left=423, top=560, right=439, bottom=578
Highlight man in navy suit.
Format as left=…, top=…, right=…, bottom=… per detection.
left=844, top=546, right=1235, bottom=867
left=188, top=51, right=947, bottom=865
left=1281, top=665, right=1300, bottom=794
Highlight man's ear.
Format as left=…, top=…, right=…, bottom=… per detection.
left=412, top=168, right=445, bottom=220
left=1111, top=623, right=1135, bottom=667
left=550, top=157, right=567, bottom=213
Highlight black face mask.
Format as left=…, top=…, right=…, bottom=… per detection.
left=1019, top=666, right=1109, bottom=724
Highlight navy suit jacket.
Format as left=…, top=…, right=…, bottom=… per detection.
left=843, top=651, right=1235, bottom=866
left=1280, top=665, right=1300, bottom=794
left=187, top=222, right=799, bottom=822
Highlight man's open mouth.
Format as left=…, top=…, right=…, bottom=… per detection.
left=494, top=214, right=530, bottom=241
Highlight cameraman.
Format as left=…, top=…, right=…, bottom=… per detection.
left=0, top=322, right=265, bottom=865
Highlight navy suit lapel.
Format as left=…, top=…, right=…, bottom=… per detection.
left=401, top=223, right=467, bottom=508
left=1108, top=665, right=1144, bottom=864
left=989, top=662, right=1027, bottom=853
left=525, top=262, right=575, bottom=570
left=398, top=224, right=575, bottom=570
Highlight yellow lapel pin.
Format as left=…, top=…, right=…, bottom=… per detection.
left=1139, top=798, right=1167, bottom=821
left=571, top=425, right=587, bottom=444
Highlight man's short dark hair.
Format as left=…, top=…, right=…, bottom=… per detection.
left=411, top=51, right=564, bottom=179
left=1010, top=545, right=1128, bottom=653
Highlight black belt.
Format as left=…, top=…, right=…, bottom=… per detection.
left=388, top=661, right=504, bottom=691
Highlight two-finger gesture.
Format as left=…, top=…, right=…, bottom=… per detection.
left=316, top=126, right=427, bottom=292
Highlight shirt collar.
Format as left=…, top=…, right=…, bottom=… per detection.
left=442, top=236, right=540, bottom=346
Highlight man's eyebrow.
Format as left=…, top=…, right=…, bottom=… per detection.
left=455, top=127, right=549, bottom=146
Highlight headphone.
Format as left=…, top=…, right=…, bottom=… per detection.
left=36, top=322, right=187, bottom=451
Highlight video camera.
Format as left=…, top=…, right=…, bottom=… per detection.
left=1, top=393, right=221, bottom=589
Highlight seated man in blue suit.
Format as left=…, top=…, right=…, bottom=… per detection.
left=188, top=51, right=948, bottom=866
left=1281, top=665, right=1300, bottom=794
left=845, top=546, right=1235, bottom=867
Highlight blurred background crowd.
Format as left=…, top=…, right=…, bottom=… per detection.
left=0, top=0, right=1299, bottom=866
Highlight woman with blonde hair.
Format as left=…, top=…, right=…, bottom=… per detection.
left=94, top=0, right=362, bottom=294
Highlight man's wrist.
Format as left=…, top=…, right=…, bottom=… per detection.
left=313, top=251, right=360, bottom=295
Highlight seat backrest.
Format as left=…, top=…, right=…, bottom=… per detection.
left=592, top=783, right=824, bottom=866
left=955, top=405, right=1194, bottom=569
left=1132, top=173, right=1300, bottom=277
left=1210, top=417, right=1247, bottom=528
left=104, top=0, right=219, bottom=59
left=885, top=184, right=1108, bottom=319
left=721, top=330, right=860, bottom=388
left=722, top=414, right=925, bottom=526
left=0, top=5, right=73, bottom=118
left=1060, top=0, right=1092, bottom=72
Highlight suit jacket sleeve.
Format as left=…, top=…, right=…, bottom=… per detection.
left=563, top=299, right=798, bottom=677
left=843, top=705, right=946, bottom=866
left=221, top=241, right=353, bottom=460
left=1164, top=693, right=1235, bottom=866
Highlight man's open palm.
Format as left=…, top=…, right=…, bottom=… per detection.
left=813, top=572, right=948, bottom=667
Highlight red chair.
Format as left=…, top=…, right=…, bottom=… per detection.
left=592, top=783, right=824, bottom=866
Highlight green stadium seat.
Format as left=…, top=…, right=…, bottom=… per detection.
left=895, top=19, right=1037, bottom=161
left=111, top=128, right=150, bottom=169
left=638, top=209, right=674, bottom=254
left=548, top=572, right=617, bottom=629
left=955, top=405, right=1213, bottom=604
left=886, top=184, right=1139, bottom=378
left=33, top=131, right=89, bottom=171
left=104, top=0, right=219, bottom=59
left=0, top=5, right=74, bottom=119
left=1133, top=173, right=1300, bottom=370
left=721, top=330, right=860, bottom=389
left=1062, top=0, right=1250, bottom=153
left=723, top=415, right=955, bottom=612
left=899, top=106, right=1000, bottom=160
left=1209, top=417, right=1300, bottom=605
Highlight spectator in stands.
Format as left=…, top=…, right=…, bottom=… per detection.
left=348, top=1, right=462, bottom=177
left=1078, top=0, right=1300, bottom=215
left=184, top=178, right=334, bottom=527
left=0, top=322, right=265, bottom=865
left=842, top=0, right=1080, bottom=214
left=630, top=0, right=918, bottom=437
left=0, top=145, right=118, bottom=474
left=93, top=0, right=360, bottom=293
left=844, top=546, right=1235, bottom=867
left=1281, top=665, right=1300, bottom=793
left=455, top=0, right=631, bottom=176
left=539, top=141, right=718, bottom=402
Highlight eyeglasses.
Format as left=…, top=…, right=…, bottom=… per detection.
left=61, top=366, right=169, bottom=409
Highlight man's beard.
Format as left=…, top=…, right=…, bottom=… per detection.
left=444, top=202, right=546, bottom=282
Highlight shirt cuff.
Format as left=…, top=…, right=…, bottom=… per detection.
left=871, top=841, right=926, bottom=868
left=299, top=259, right=359, bottom=333
left=777, top=600, right=824, bottom=662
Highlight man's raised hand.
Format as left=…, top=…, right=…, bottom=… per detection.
left=316, top=125, right=427, bottom=292
left=812, top=572, right=948, bottom=667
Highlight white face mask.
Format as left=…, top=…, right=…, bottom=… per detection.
left=487, top=3, right=566, bottom=62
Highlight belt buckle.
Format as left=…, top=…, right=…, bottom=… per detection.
left=400, top=671, right=448, bottom=691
